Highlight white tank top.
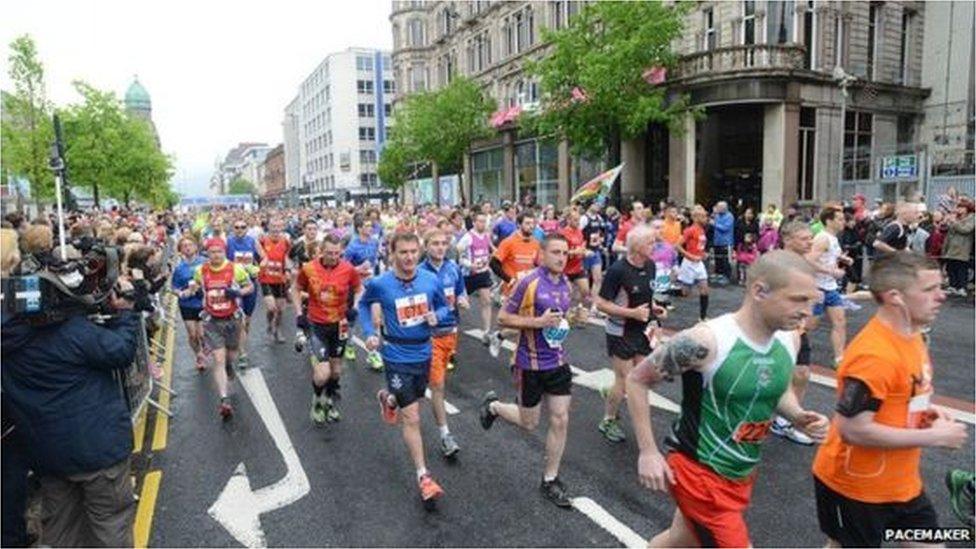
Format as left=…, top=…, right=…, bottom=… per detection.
left=815, top=232, right=842, bottom=291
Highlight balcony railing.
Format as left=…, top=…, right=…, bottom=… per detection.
left=673, top=44, right=806, bottom=81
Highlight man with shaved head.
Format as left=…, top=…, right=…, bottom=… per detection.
left=626, top=250, right=828, bottom=547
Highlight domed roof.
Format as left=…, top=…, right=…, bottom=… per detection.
left=125, top=76, right=151, bottom=111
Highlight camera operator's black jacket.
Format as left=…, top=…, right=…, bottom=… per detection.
left=0, top=311, right=140, bottom=476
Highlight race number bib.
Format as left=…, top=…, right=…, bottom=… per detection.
left=542, top=318, right=570, bottom=349
left=235, top=251, right=254, bottom=265
left=265, top=261, right=284, bottom=277
left=207, top=288, right=231, bottom=311
left=338, top=318, right=350, bottom=341
left=444, top=286, right=456, bottom=307
left=395, top=293, right=430, bottom=328
left=732, top=420, right=772, bottom=443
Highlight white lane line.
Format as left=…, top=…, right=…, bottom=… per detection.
left=571, top=497, right=647, bottom=549
left=351, top=335, right=459, bottom=416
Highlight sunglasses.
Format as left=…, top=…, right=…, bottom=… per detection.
left=234, top=225, right=246, bottom=229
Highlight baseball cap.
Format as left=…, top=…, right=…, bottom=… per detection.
left=204, top=237, right=226, bottom=252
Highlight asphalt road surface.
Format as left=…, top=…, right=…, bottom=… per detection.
left=149, top=284, right=975, bottom=547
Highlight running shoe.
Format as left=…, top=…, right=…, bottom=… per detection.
left=367, top=351, right=384, bottom=371
left=218, top=397, right=234, bottom=420
left=344, top=345, right=357, bottom=362
left=488, top=331, right=503, bottom=358
left=441, top=433, right=460, bottom=458
left=771, top=417, right=814, bottom=446
left=479, top=390, right=499, bottom=430
left=841, top=297, right=862, bottom=312
left=236, top=353, right=249, bottom=369
left=376, top=389, right=398, bottom=425
left=540, top=477, right=572, bottom=508
left=598, top=417, right=626, bottom=443
left=325, top=398, right=341, bottom=422
left=418, top=473, right=445, bottom=502
left=946, top=469, right=975, bottom=527
left=310, top=395, right=326, bottom=425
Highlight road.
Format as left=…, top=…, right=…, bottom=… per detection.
left=143, top=284, right=975, bottom=547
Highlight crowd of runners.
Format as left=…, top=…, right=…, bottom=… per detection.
left=152, top=195, right=975, bottom=546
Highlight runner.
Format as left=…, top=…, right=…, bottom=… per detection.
left=226, top=219, right=261, bottom=367
left=491, top=203, right=518, bottom=246
left=770, top=220, right=818, bottom=445
left=357, top=232, right=452, bottom=508
left=343, top=219, right=381, bottom=364
left=581, top=202, right=607, bottom=315
left=676, top=205, right=710, bottom=322
left=293, top=234, right=362, bottom=425
left=559, top=207, right=593, bottom=322
left=626, top=250, right=828, bottom=547
left=256, top=219, right=291, bottom=343
left=185, top=238, right=254, bottom=419
left=812, top=252, right=967, bottom=547
left=593, top=225, right=664, bottom=443
left=420, top=229, right=469, bottom=458
left=171, top=236, right=206, bottom=371
left=612, top=201, right=647, bottom=256
left=648, top=218, right=679, bottom=312
left=805, top=207, right=853, bottom=367
left=456, top=212, right=495, bottom=345
left=479, top=234, right=575, bottom=508
left=487, top=211, right=541, bottom=357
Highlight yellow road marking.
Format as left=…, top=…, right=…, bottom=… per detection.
left=151, top=299, right=177, bottom=451
left=133, top=470, right=162, bottom=548
left=132, top=405, right=148, bottom=454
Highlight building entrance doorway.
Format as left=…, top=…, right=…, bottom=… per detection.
left=696, top=105, right=763, bottom=210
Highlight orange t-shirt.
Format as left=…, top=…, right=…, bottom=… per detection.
left=662, top=219, right=682, bottom=246
left=681, top=224, right=706, bottom=261
left=812, top=317, right=934, bottom=503
left=493, top=233, right=539, bottom=294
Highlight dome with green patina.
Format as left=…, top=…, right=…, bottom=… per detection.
left=124, top=77, right=151, bottom=112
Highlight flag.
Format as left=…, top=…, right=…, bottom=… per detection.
left=192, top=212, right=209, bottom=236
left=643, top=66, right=667, bottom=85
left=570, top=163, right=624, bottom=204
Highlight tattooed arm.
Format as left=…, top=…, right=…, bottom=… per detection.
left=626, top=325, right=715, bottom=492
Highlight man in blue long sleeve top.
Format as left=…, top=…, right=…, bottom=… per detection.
left=358, top=231, right=452, bottom=507
left=420, top=228, right=470, bottom=459
left=710, top=201, right=735, bottom=283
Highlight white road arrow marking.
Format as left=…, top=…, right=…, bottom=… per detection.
left=208, top=368, right=310, bottom=548
left=571, top=497, right=647, bottom=548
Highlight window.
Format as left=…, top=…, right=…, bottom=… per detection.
left=897, top=115, right=915, bottom=153
left=834, top=12, right=848, bottom=68
left=384, top=104, right=392, bottom=117
left=867, top=3, right=880, bottom=79
left=515, top=140, right=558, bottom=207
left=383, top=80, right=396, bottom=94
left=742, top=1, right=756, bottom=45
left=505, top=7, right=535, bottom=57
left=437, top=51, right=456, bottom=86
left=356, top=56, right=373, bottom=72
left=360, top=150, right=376, bottom=164
left=407, top=18, right=425, bottom=47
left=358, top=103, right=375, bottom=118
left=703, top=8, right=715, bottom=50
left=357, top=80, right=374, bottom=94
left=471, top=148, right=507, bottom=204
left=359, top=127, right=376, bottom=141
left=899, top=11, right=913, bottom=84
left=438, top=6, right=457, bottom=37
left=410, top=64, right=427, bottom=92
left=467, top=31, right=492, bottom=73
left=843, top=111, right=873, bottom=181
left=797, top=108, right=816, bottom=200
left=767, top=0, right=794, bottom=44
left=549, top=1, right=579, bottom=30
left=801, top=0, right=817, bottom=69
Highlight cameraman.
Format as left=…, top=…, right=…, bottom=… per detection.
left=1, top=243, right=142, bottom=547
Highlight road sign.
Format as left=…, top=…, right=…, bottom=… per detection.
left=880, top=154, right=918, bottom=179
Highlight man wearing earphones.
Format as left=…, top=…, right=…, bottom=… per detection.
left=812, top=252, right=967, bottom=547
left=625, top=250, right=828, bottom=548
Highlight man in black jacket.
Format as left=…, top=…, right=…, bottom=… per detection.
left=1, top=286, right=140, bottom=547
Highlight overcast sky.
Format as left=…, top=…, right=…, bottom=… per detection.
left=1, top=0, right=393, bottom=196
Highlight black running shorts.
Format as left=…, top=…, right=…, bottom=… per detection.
left=308, top=322, right=346, bottom=361
left=814, top=477, right=939, bottom=547
left=606, top=333, right=651, bottom=360
left=464, top=271, right=493, bottom=294
left=514, top=365, right=572, bottom=408
left=260, top=283, right=288, bottom=298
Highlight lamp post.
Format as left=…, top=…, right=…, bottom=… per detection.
left=833, top=66, right=857, bottom=195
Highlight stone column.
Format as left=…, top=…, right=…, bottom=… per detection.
left=462, top=151, right=473, bottom=207
left=620, top=135, right=647, bottom=203
left=668, top=114, right=696, bottom=205
left=557, top=139, right=571, bottom=207
left=762, top=102, right=800, bottom=209
left=502, top=130, right=515, bottom=202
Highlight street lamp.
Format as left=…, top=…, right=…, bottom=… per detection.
left=833, top=66, right=857, bottom=194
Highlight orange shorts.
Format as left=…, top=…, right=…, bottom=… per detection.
left=429, top=332, right=458, bottom=388
left=667, top=451, right=755, bottom=548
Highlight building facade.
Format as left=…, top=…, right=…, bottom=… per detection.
left=282, top=47, right=396, bottom=204
left=283, top=96, right=302, bottom=203
left=124, top=76, right=160, bottom=147
left=260, top=144, right=286, bottom=203
left=391, top=1, right=964, bottom=210
left=210, top=142, right=270, bottom=195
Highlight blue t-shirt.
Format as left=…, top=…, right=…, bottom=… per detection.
left=357, top=269, right=451, bottom=373
left=420, top=258, right=467, bottom=331
left=172, top=256, right=205, bottom=309
left=344, top=235, right=380, bottom=268
left=493, top=218, right=517, bottom=243
left=226, top=234, right=261, bottom=273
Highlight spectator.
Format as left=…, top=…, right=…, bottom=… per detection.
left=937, top=186, right=960, bottom=215
left=710, top=201, right=735, bottom=283
left=908, top=212, right=931, bottom=255
left=733, top=232, right=759, bottom=284
left=757, top=217, right=780, bottom=254
left=759, top=203, right=783, bottom=229
left=839, top=213, right=864, bottom=292
left=734, top=207, right=759, bottom=246
left=926, top=211, right=948, bottom=262
left=851, top=193, right=869, bottom=222
left=942, top=198, right=975, bottom=296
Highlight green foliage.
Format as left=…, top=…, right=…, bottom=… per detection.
left=1, top=35, right=55, bottom=199
left=60, top=81, right=174, bottom=208
left=524, top=0, right=694, bottom=159
left=379, top=76, right=493, bottom=196
left=226, top=176, right=256, bottom=195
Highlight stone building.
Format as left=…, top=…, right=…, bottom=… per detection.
left=390, top=1, right=953, bottom=210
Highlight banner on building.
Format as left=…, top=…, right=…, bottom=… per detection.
left=570, top=163, right=624, bottom=204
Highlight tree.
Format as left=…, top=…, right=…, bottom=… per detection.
left=226, top=176, right=256, bottom=195
left=1, top=35, right=55, bottom=202
left=378, top=76, right=494, bottom=204
left=524, top=1, right=695, bottom=164
left=60, top=81, right=174, bottom=208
